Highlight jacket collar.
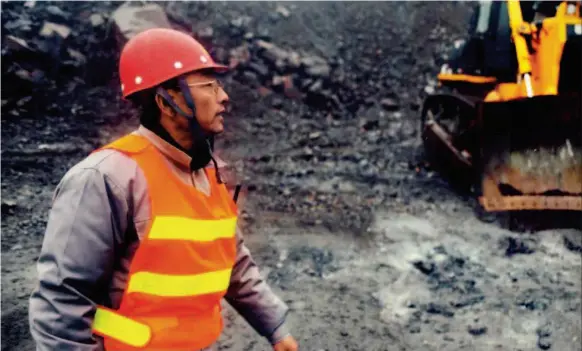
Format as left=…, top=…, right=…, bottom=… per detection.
left=135, top=125, right=228, bottom=170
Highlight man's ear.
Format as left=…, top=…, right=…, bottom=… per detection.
left=155, top=92, right=176, bottom=117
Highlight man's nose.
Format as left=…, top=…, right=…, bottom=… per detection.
left=217, top=86, right=229, bottom=104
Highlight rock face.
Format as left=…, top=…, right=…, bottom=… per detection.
left=2, top=2, right=581, bottom=351
left=1, top=2, right=121, bottom=116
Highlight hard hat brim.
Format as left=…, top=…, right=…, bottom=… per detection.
left=207, top=63, right=229, bottom=74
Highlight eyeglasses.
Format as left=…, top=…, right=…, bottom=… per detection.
left=187, top=80, right=224, bottom=94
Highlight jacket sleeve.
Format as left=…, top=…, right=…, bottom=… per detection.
left=224, top=227, right=291, bottom=345
left=28, top=167, right=128, bottom=351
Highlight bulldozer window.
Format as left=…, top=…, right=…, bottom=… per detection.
left=475, top=1, right=493, bottom=34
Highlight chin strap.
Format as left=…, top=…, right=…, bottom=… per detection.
left=156, top=76, right=224, bottom=184
left=206, top=138, right=224, bottom=185
left=233, top=184, right=242, bottom=203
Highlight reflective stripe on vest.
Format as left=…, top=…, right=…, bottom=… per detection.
left=127, top=267, right=233, bottom=296
left=93, top=307, right=151, bottom=348
left=148, top=216, right=237, bottom=242
left=91, top=134, right=238, bottom=350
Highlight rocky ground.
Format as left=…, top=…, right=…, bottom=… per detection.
left=1, top=1, right=581, bottom=351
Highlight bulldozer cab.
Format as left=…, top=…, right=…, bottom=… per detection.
left=421, top=0, right=582, bottom=216
left=444, top=1, right=540, bottom=82
left=442, top=1, right=571, bottom=83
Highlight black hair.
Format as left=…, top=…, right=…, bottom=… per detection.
left=126, top=78, right=180, bottom=129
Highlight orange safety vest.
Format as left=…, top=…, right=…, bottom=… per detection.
left=90, top=133, right=238, bottom=350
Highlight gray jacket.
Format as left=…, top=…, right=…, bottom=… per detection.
left=28, top=126, right=290, bottom=351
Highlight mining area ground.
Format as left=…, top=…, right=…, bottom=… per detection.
left=2, top=2, right=581, bottom=351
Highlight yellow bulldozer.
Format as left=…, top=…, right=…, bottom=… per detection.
left=421, top=0, right=582, bottom=214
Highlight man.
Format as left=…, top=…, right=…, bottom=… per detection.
left=28, top=28, right=299, bottom=351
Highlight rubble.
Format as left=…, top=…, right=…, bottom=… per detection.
left=45, top=5, right=70, bottom=20
left=537, top=325, right=553, bottom=350
left=380, top=97, right=400, bottom=111
left=1, top=1, right=120, bottom=115
left=300, top=55, right=331, bottom=78
left=467, top=325, right=488, bottom=336
left=501, top=236, right=537, bottom=257
left=563, top=229, right=582, bottom=253
left=227, top=37, right=349, bottom=114
left=275, top=5, right=291, bottom=19
left=197, top=26, right=214, bottom=40
left=4, top=35, right=35, bottom=52
left=89, top=14, right=105, bottom=27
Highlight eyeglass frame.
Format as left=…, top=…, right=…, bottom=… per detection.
left=186, top=80, right=224, bottom=94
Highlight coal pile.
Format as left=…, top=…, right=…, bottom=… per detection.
left=200, top=1, right=469, bottom=123
left=1, top=1, right=121, bottom=119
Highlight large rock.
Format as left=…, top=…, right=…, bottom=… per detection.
left=4, top=35, right=35, bottom=54
left=301, top=55, right=331, bottom=78
left=39, top=22, right=71, bottom=39
left=229, top=44, right=252, bottom=69
left=563, top=229, right=582, bottom=253
left=255, top=40, right=289, bottom=66
left=111, top=2, right=172, bottom=49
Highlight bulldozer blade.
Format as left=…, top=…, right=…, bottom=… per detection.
left=420, top=93, right=476, bottom=189
left=423, top=120, right=472, bottom=170
left=475, top=94, right=582, bottom=212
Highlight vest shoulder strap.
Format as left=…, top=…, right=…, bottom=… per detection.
left=96, top=133, right=152, bottom=155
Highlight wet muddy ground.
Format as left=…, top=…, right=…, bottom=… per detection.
left=2, top=2, right=581, bottom=351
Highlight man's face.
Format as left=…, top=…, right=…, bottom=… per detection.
left=172, top=70, right=229, bottom=134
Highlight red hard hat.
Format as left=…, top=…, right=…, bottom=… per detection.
left=118, top=28, right=228, bottom=98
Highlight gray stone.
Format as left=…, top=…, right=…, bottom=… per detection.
left=112, top=2, right=172, bottom=48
